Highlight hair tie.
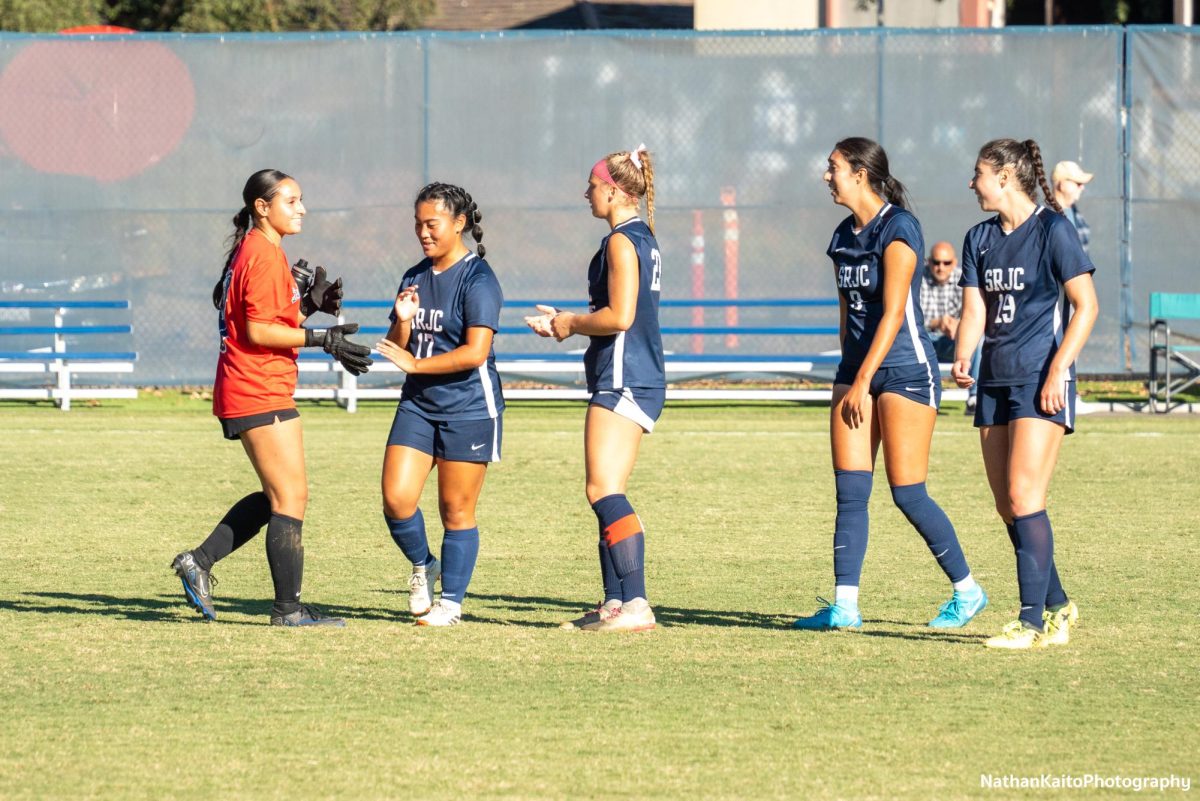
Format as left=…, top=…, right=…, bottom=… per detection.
left=629, top=143, right=646, bottom=169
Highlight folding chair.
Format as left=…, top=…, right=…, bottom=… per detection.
left=1148, top=292, right=1200, bottom=412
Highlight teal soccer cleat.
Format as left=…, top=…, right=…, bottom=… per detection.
left=791, top=597, right=862, bottom=630
left=928, top=585, right=988, bottom=628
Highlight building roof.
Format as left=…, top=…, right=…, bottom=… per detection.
left=425, top=0, right=694, bottom=30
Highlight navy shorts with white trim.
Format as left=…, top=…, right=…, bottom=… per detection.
left=386, top=405, right=502, bottom=462
left=834, top=361, right=941, bottom=409
left=589, top=387, right=665, bottom=433
left=974, top=380, right=1076, bottom=434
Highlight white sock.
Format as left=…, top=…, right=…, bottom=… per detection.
left=834, top=585, right=859, bottom=607
left=953, top=574, right=978, bottom=592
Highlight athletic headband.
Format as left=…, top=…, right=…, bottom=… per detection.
left=591, top=143, right=647, bottom=193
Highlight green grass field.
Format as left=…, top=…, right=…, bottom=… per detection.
left=1, top=398, right=1197, bottom=800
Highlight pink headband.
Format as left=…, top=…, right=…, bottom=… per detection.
left=591, top=158, right=620, bottom=190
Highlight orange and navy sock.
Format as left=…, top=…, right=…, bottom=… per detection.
left=592, top=494, right=645, bottom=602
left=597, top=527, right=622, bottom=604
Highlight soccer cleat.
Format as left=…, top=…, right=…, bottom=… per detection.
left=984, top=619, right=1046, bottom=650
left=560, top=599, right=622, bottom=631
left=415, top=601, right=461, bottom=627
left=171, top=551, right=216, bottom=621
left=270, top=603, right=346, bottom=627
left=408, top=557, right=441, bottom=617
left=1042, top=600, right=1079, bottom=646
left=929, top=585, right=988, bottom=628
left=964, top=396, right=977, bottom=415
left=594, top=597, right=656, bottom=632
left=791, top=597, right=862, bottom=630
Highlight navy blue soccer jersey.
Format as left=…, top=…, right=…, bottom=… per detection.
left=584, top=218, right=666, bottom=392
left=826, top=203, right=937, bottom=370
left=389, top=252, right=505, bottom=420
left=959, top=207, right=1095, bottom=386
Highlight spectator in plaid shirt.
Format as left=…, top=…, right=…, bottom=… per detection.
left=1052, top=160, right=1092, bottom=256
left=920, top=241, right=979, bottom=410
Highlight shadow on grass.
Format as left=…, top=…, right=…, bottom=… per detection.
left=0, top=591, right=406, bottom=626
left=466, top=592, right=797, bottom=630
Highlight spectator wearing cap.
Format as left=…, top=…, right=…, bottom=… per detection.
left=1052, top=160, right=1093, bottom=255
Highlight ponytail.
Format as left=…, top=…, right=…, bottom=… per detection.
left=834, top=137, right=909, bottom=210
left=213, top=206, right=252, bottom=309
left=415, top=182, right=485, bottom=258
left=1025, top=139, right=1062, bottom=213
left=639, top=149, right=656, bottom=234
left=214, top=169, right=293, bottom=310
left=602, top=146, right=656, bottom=233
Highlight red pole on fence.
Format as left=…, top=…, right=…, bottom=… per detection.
left=691, top=210, right=705, bottom=354
left=721, top=187, right=739, bottom=349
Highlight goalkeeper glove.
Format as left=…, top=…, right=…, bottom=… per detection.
left=292, top=259, right=344, bottom=317
left=305, top=323, right=373, bottom=376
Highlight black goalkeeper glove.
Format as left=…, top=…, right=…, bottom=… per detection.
left=292, top=259, right=344, bottom=317
left=304, top=323, right=373, bottom=376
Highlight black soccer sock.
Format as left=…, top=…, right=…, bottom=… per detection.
left=194, top=492, right=272, bottom=571
left=266, top=513, right=304, bottom=617
left=1013, top=510, right=1054, bottom=631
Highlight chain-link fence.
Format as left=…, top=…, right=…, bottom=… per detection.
left=0, top=27, right=1196, bottom=384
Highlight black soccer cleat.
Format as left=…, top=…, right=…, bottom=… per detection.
left=171, top=551, right=216, bottom=621
left=270, top=603, right=346, bottom=628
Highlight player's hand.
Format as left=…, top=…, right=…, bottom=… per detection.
left=951, top=358, right=975, bottom=388
left=393, top=286, right=420, bottom=323
left=548, top=308, right=574, bottom=342
left=305, top=323, right=373, bottom=375
left=840, top=378, right=870, bottom=429
left=524, top=304, right=558, bottom=337
left=376, top=338, right=417, bottom=374
left=295, top=262, right=344, bottom=317
left=1039, top=366, right=1068, bottom=416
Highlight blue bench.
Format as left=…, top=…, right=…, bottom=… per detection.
left=294, top=297, right=967, bottom=410
left=1149, top=292, right=1200, bottom=413
left=0, top=300, right=137, bottom=410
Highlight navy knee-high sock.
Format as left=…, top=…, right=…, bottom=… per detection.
left=194, top=492, right=272, bottom=571
left=266, top=513, right=304, bottom=616
left=890, top=482, right=971, bottom=584
left=1012, top=510, right=1055, bottom=630
left=440, top=527, right=480, bottom=604
left=593, top=494, right=646, bottom=603
left=1007, top=521, right=1067, bottom=609
left=833, top=470, right=873, bottom=589
left=597, top=523, right=622, bottom=603
left=386, top=509, right=433, bottom=567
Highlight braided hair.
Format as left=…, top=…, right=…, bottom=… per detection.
left=415, top=182, right=485, bottom=258
left=604, top=148, right=656, bottom=233
left=212, top=169, right=292, bottom=309
left=977, top=138, right=1062, bottom=213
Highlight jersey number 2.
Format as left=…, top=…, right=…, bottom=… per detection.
left=650, top=249, right=662, bottom=291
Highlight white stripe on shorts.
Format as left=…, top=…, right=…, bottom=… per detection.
left=613, top=388, right=656, bottom=433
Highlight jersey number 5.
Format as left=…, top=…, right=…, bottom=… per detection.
left=650, top=248, right=662, bottom=292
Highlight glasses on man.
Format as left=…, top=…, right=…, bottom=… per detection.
left=930, top=259, right=954, bottom=266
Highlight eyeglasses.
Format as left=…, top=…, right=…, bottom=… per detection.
left=930, top=259, right=954, bottom=266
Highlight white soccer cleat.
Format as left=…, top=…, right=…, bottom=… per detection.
left=415, top=600, right=461, bottom=627
left=595, top=597, right=656, bottom=633
left=559, top=599, right=622, bottom=631
left=408, top=558, right=441, bottom=616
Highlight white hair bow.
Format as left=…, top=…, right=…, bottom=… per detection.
left=629, top=143, right=647, bottom=169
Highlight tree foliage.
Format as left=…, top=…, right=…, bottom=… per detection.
left=0, top=0, right=435, bottom=32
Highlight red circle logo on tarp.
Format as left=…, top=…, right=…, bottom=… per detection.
left=0, top=28, right=195, bottom=182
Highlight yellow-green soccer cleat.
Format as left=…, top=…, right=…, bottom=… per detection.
left=1042, top=600, right=1080, bottom=646
left=984, top=619, right=1047, bottom=650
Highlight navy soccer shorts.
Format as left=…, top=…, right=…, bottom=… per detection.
left=387, top=405, right=502, bottom=462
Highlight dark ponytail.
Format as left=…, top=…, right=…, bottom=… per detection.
left=212, top=168, right=293, bottom=309
left=834, top=136, right=910, bottom=210
left=977, top=138, right=1062, bottom=213
left=415, top=182, right=486, bottom=258
left=1024, top=139, right=1062, bottom=213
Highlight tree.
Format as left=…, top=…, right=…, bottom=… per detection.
left=0, top=0, right=435, bottom=32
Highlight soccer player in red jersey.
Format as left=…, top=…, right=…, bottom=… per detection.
left=171, top=169, right=372, bottom=627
